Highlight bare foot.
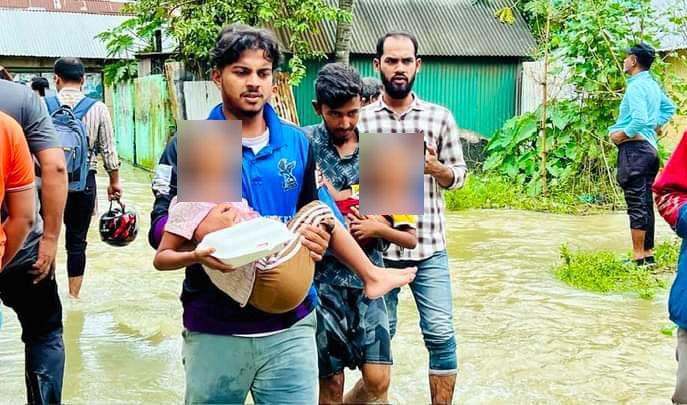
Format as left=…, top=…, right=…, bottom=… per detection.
left=364, top=267, right=416, bottom=299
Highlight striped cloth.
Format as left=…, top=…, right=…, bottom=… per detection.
left=358, top=93, right=467, bottom=261
left=193, top=200, right=335, bottom=307
left=56, top=88, right=120, bottom=173
left=258, top=200, right=335, bottom=271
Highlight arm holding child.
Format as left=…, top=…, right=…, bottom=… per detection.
left=347, top=207, right=417, bottom=249
left=154, top=200, right=239, bottom=272
left=154, top=231, right=235, bottom=272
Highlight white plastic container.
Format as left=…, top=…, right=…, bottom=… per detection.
left=197, top=217, right=296, bottom=267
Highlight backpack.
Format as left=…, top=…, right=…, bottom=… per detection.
left=45, top=96, right=96, bottom=192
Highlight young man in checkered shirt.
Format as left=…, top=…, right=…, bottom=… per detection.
left=357, top=31, right=467, bottom=404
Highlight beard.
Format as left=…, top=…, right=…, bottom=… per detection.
left=381, top=73, right=416, bottom=99
left=220, top=82, right=265, bottom=119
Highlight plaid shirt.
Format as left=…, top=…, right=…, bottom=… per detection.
left=358, top=94, right=467, bottom=261
left=304, top=123, right=359, bottom=191
left=303, top=123, right=383, bottom=288
left=57, top=88, right=121, bottom=173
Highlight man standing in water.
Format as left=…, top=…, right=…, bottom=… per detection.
left=305, top=63, right=416, bottom=404
left=52, top=57, right=123, bottom=298
left=148, top=24, right=331, bottom=403
left=357, top=31, right=467, bottom=404
left=609, top=43, right=675, bottom=266
left=0, top=77, right=68, bottom=405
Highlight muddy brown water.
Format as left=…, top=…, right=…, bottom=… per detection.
left=0, top=162, right=679, bottom=404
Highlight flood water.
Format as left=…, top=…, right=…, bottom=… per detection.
left=0, top=162, right=680, bottom=404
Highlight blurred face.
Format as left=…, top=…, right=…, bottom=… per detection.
left=178, top=123, right=241, bottom=203
left=315, top=96, right=361, bottom=140
left=212, top=48, right=275, bottom=118
left=360, top=134, right=424, bottom=215
left=369, top=146, right=412, bottom=199
left=623, top=54, right=638, bottom=74
left=374, top=36, right=421, bottom=99
left=182, top=136, right=236, bottom=202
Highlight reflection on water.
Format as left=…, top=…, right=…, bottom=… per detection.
left=0, top=162, right=680, bottom=404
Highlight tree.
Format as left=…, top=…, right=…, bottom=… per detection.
left=484, top=0, right=687, bottom=202
left=98, top=0, right=348, bottom=85
left=334, top=0, right=355, bottom=64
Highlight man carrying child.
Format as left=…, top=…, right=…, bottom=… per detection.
left=148, top=25, right=333, bottom=404
left=305, top=62, right=418, bottom=404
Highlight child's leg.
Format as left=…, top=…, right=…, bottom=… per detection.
left=280, top=201, right=416, bottom=299
left=257, top=200, right=334, bottom=270
left=327, top=220, right=416, bottom=299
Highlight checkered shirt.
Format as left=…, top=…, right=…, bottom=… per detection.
left=357, top=93, right=467, bottom=261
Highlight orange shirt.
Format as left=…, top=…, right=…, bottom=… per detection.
left=0, top=111, right=34, bottom=261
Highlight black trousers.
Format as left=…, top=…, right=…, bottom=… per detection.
left=0, top=259, right=64, bottom=405
left=616, top=141, right=660, bottom=250
left=63, top=171, right=97, bottom=278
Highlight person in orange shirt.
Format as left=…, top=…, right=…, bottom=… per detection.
left=0, top=111, right=35, bottom=270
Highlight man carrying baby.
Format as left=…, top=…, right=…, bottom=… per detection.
left=305, top=63, right=419, bottom=404
left=148, top=24, right=334, bottom=404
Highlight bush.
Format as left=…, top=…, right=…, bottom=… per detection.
left=445, top=173, right=607, bottom=214
left=553, top=239, right=680, bottom=300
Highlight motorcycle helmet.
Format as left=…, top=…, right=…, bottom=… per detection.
left=99, top=199, right=138, bottom=247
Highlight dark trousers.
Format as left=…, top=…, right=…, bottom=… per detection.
left=0, top=259, right=64, bottom=405
left=616, top=141, right=660, bottom=250
left=64, top=171, right=96, bottom=278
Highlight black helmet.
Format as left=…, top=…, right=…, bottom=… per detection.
left=99, top=199, right=138, bottom=247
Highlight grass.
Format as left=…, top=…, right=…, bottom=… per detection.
left=444, top=174, right=613, bottom=215
left=553, top=239, right=681, bottom=300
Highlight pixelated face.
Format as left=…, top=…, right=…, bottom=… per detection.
left=177, top=121, right=242, bottom=203
left=359, top=133, right=424, bottom=215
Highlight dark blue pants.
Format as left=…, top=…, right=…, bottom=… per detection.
left=0, top=259, right=64, bottom=404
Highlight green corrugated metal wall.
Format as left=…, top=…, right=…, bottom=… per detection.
left=134, top=75, right=173, bottom=170
left=112, top=82, right=135, bottom=163
left=112, top=75, right=174, bottom=171
left=293, top=56, right=519, bottom=138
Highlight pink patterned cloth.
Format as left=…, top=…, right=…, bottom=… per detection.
left=165, top=197, right=260, bottom=240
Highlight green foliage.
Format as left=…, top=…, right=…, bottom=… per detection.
left=103, top=61, right=138, bottom=86
left=554, top=239, right=680, bottom=299
left=483, top=0, right=687, bottom=206
left=485, top=101, right=622, bottom=203
left=98, top=0, right=347, bottom=85
left=444, top=173, right=603, bottom=214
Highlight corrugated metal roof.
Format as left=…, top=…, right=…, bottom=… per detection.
left=276, top=0, right=535, bottom=57
left=0, top=9, right=134, bottom=59
left=0, top=0, right=128, bottom=15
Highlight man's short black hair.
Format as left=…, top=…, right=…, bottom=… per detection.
left=627, top=43, right=656, bottom=70
left=375, top=31, right=419, bottom=59
left=361, top=77, right=383, bottom=100
left=54, top=57, right=85, bottom=82
left=315, top=63, right=362, bottom=108
left=211, top=24, right=282, bottom=71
